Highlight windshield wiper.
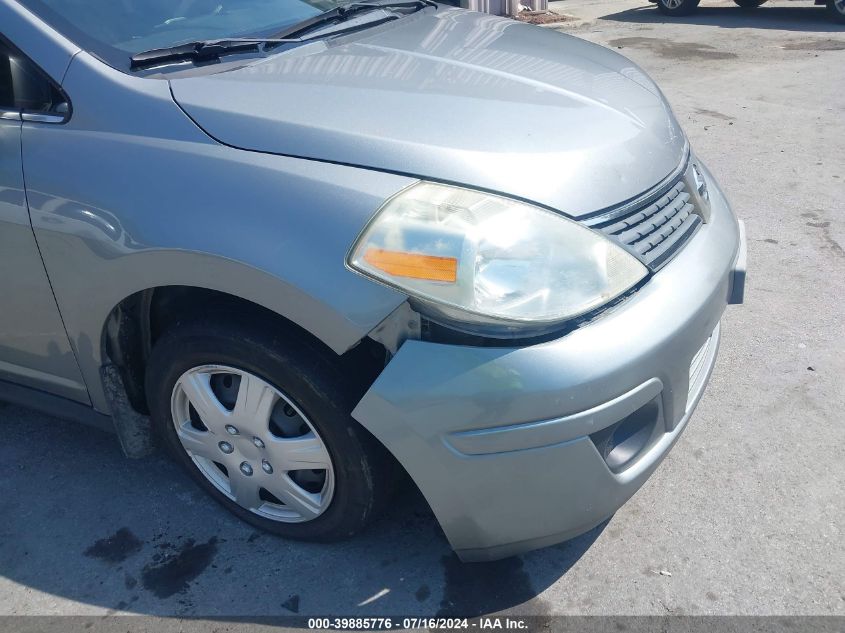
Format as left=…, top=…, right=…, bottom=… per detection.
left=130, top=0, right=436, bottom=71
left=273, top=0, right=437, bottom=40
left=130, top=38, right=299, bottom=71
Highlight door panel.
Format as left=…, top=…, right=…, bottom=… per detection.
left=0, top=44, right=88, bottom=403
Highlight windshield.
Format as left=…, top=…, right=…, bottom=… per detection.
left=19, top=0, right=344, bottom=69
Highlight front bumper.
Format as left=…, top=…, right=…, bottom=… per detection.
left=352, top=169, right=745, bottom=561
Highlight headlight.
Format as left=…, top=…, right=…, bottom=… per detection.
left=348, top=183, right=648, bottom=332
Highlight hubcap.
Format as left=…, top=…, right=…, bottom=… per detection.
left=170, top=365, right=335, bottom=523
left=664, top=0, right=683, bottom=7
left=836, top=0, right=845, bottom=14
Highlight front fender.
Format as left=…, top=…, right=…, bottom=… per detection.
left=24, top=53, right=413, bottom=412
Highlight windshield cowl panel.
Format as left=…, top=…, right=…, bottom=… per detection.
left=17, top=0, right=402, bottom=73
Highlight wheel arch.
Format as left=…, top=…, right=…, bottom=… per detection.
left=99, top=282, right=394, bottom=468
left=102, top=282, right=386, bottom=413
left=75, top=249, right=396, bottom=417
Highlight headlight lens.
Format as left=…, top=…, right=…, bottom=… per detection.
left=349, top=183, right=648, bottom=329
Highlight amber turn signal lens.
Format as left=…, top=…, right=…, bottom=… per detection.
left=363, top=248, right=458, bottom=283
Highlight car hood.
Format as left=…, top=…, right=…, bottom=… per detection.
left=169, top=8, right=687, bottom=218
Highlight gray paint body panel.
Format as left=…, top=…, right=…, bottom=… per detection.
left=0, top=110, right=88, bottom=401
left=0, top=0, right=78, bottom=82
left=445, top=377, right=664, bottom=456
left=170, top=8, right=686, bottom=218
left=19, top=49, right=413, bottom=411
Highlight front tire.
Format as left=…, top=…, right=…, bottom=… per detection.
left=656, top=0, right=700, bottom=16
left=828, top=0, right=845, bottom=23
left=145, top=313, right=392, bottom=541
left=734, top=0, right=767, bottom=7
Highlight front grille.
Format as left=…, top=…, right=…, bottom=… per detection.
left=586, top=177, right=702, bottom=269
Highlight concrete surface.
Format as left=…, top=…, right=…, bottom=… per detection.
left=1, top=0, right=843, bottom=622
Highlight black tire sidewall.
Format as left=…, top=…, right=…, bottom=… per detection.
left=145, top=314, right=388, bottom=541
left=657, top=0, right=701, bottom=16
left=828, top=0, right=845, bottom=22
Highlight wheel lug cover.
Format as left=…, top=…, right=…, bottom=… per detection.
left=261, top=460, right=273, bottom=474
left=225, top=425, right=239, bottom=435
left=218, top=441, right=234, bottom=454
left=253, top=437, right=265, bottom=449
left=240, top=462, right=253, bottom=476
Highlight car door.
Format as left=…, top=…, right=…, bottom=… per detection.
left=0, top=36, right=88, bottom=404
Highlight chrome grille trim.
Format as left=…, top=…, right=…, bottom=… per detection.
left=583, top=157, right=703, bottom=270
left=580, top=146, right=690, bottom=227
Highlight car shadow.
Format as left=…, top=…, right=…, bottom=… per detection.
left=603, top=5, right=845, bottom=33
left=0, top=405, right=605, bottom=620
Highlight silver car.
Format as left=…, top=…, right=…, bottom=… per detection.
left=1, top=0, right=745, bottom=562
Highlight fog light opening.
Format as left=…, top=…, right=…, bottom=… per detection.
left=590, top=398, right=662, bottom=474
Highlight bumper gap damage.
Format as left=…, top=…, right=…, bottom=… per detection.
left=352, top=166, right=744, bottom=561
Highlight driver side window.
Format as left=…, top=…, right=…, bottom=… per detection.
left=0, top=39, right=14, bottom=111
left=0, top=36, right=67, bottom=115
